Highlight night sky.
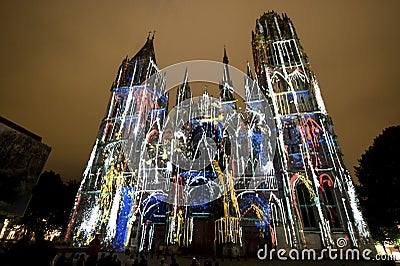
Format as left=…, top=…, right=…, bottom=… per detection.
left=0, top=1, right=399, bottom=181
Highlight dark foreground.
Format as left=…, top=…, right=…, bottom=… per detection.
left=1, top=243, right=397, bottom=266
left=51, top=250, right=397, bottom=266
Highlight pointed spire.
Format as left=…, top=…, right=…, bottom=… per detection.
left=245, top=60, right=261, bottom=102
left=176, top=68, right=192, bottom=105
left=183, top=67, right=188, bottom=85
left=223, top=46, right=229, bottom=65
left=203, top=87, right=209, bottom=96
left=134, top=34, right=156, bottom=63
left=113, top=35, right=158, bottom=89
left=221, top=46, right=232, bottom=85
left=246, top=61, right=253, bottom=79
left=220, top=46, right=234, bottom=102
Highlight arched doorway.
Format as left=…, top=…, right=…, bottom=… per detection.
left=238, top=192, right=273, bottom=256
left=139, top=193, right=167, bottom=252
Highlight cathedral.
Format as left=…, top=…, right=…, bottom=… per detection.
left=65, top=11, right=373, bottom=257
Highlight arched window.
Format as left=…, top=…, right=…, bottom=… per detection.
left=295, top=182, right=317, bottom=228
left=320, top=174, right=341, bottom=228
left=284, top=125, right=292, bottom=140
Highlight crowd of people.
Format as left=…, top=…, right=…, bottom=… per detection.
left=1, top=233, right=216, bottom=266
left=53, top=251, right=144, bottom=266
left=53, top=234, right=146, bottom=266
left=0, top=233, right=57, bottom=265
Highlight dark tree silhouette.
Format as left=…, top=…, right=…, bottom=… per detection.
left=355, top=125, right=400, bottom=249
left=2, top=172, right=79, bottom=264
left=22, top=171, right=79, bottom=240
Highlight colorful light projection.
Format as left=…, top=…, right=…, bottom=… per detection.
left=66, top=12, right=373, bottom=254
left=252, top=11, right=372, bottom=250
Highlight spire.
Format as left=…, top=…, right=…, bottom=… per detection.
left=183, top=67, right=188, bottom=85
left=221, top=46, right=232, bottom=85
left=112, top=35, right=158, bottom=89
left=245, top=61, right=261, bottom=102
left=133, top=34, right=156, bottom=65
left=246, top=61, right=253, bottom=79
left=220, top=46, right=234, bottom=102
left=176, top=68, right=192, bottom=105
left=223, top=46, right=229, bottom=65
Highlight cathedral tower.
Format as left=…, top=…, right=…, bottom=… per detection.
left=251, top=11, right=372, bottom=251
left=65, top=35, right=167, bottom=249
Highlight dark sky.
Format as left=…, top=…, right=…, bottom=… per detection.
left=1, top=1, right=399, bottom=181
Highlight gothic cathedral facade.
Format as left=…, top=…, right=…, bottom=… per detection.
left=65, top=11, right=373, bottom=256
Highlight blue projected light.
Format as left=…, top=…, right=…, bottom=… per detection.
left=114, top=186, right=135, bottom=250
left=239, top=193, right=271, bottom=237
left=142, top=194, right=167, bottom=222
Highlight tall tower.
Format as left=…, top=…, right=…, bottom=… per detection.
left=65, top=35, right=168, bottom=250
left=251, top=11, right=372, bottom=251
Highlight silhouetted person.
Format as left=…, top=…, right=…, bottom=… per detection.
left=66, top=252, right=76, bottom=265
left=191, top=257, right=200, bottom=266
left=77, top=253, right=86, bottom=266
left=191, top=257, right=199, bottom=266
left=139, top=254, right=148, bottom=266
left=104, top=251, right=115, bottom=265
left=170, top=256, right=179, bottom=266
left=112, top=254, right=122, bottom=266
left=98, top=253, right=107, bottom=266
left=87, top=234, right=101, bottom=266
left=72, top=253, right=80, bottom=265
left=125, top=255, right=135, bottom=266
left=160, top=257, right=167, bottom=266
left=55, top=252, right=68, bottom=266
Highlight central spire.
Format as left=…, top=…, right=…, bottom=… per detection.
left=176, top=68, right=192, bottom=105
left=223, top=46, right=229, bottom=65
left=219, top=46, right=234, bottom=102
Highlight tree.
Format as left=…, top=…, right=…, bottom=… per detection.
left=23, top=171, right=79, bottom=240
left=355, top=125, right=400, bottom=249
left=23, top=171, right=64, bottom=238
